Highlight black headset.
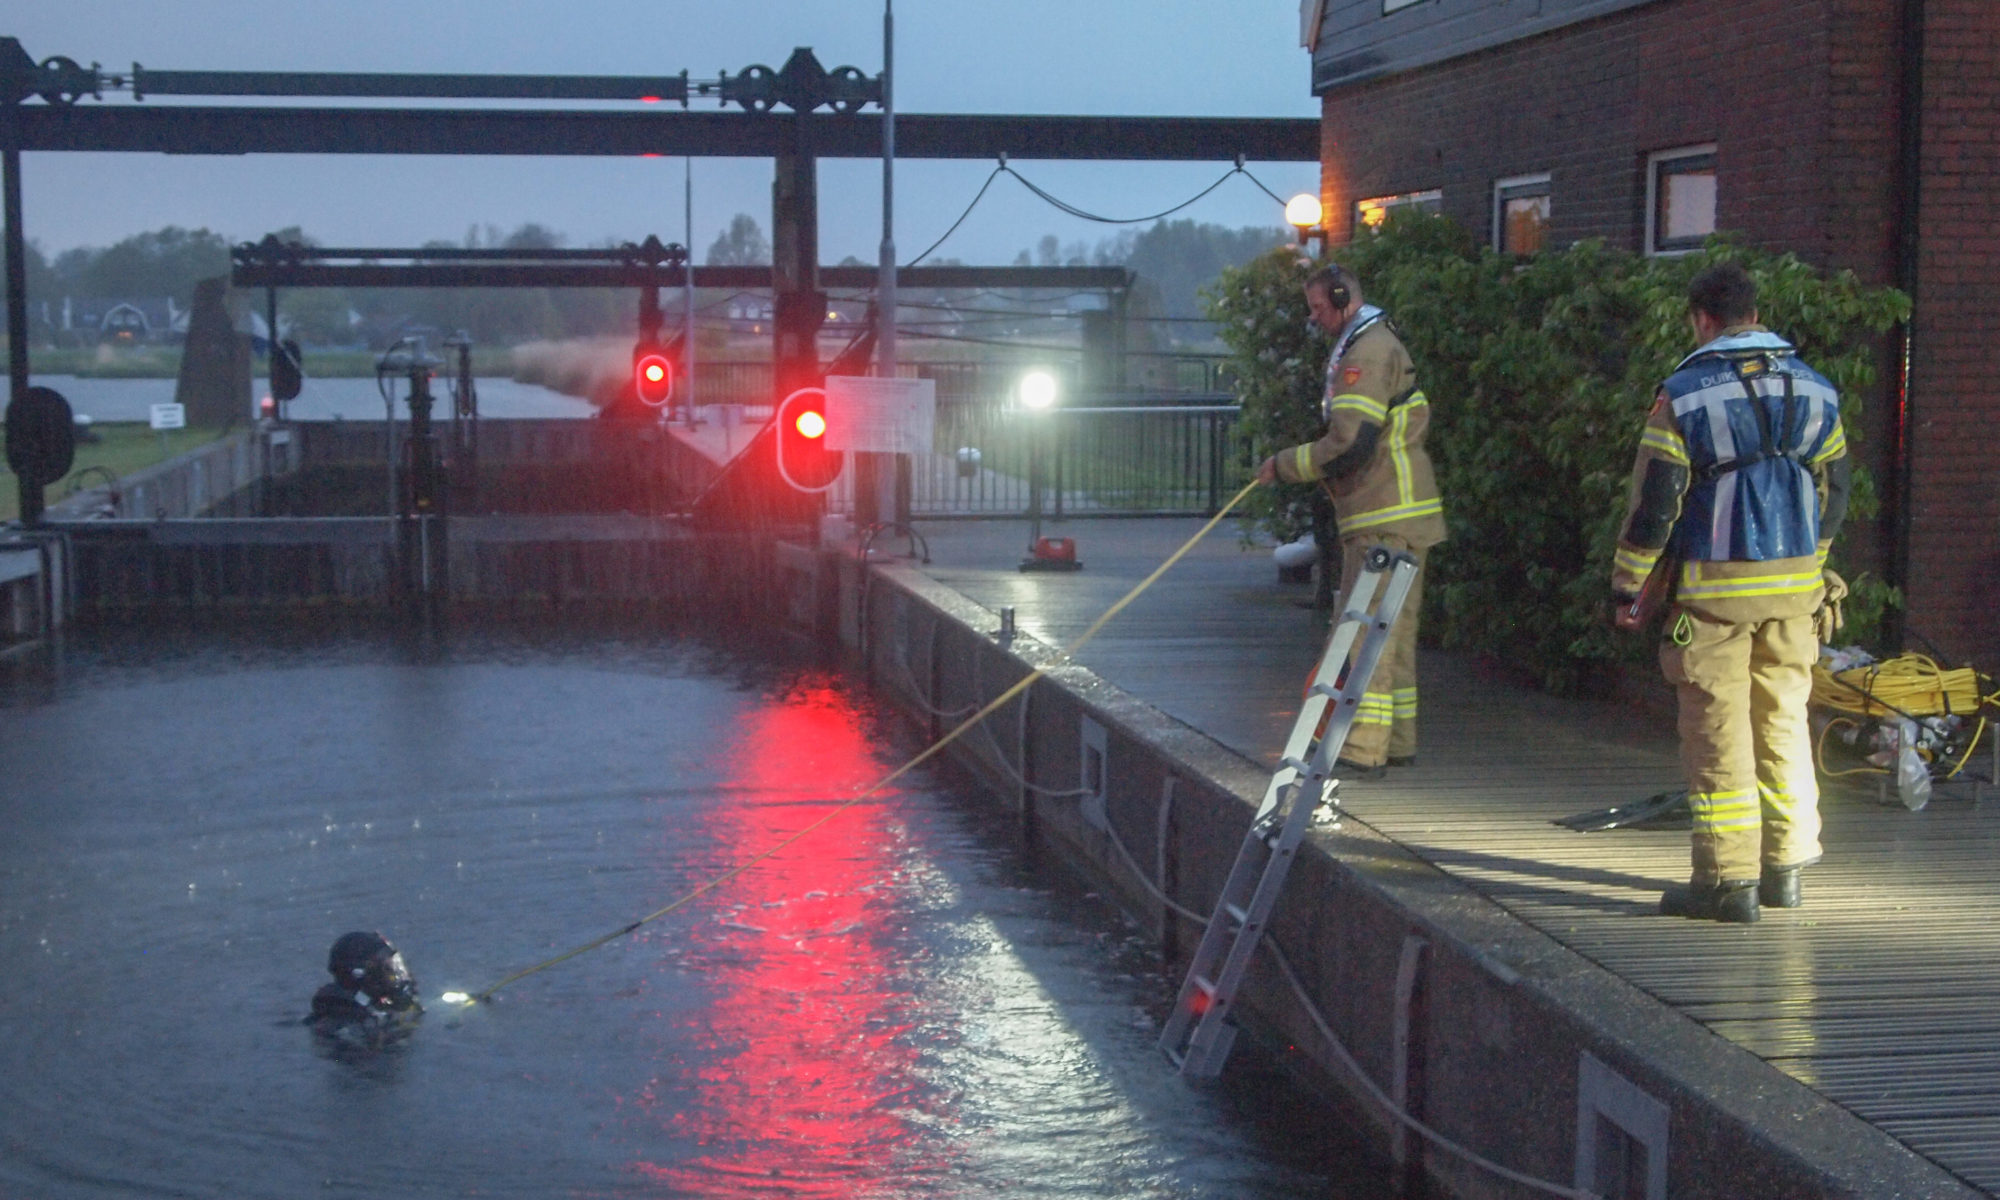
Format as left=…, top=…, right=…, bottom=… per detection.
left=1315, top=267, right=1351, bottom=311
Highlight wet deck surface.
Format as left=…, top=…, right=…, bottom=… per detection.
left=908, top=515, right=2000, bottom=1196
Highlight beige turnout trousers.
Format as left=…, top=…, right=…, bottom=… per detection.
left=1339, top=533, right=1426, bottom=767
left=1659, top=609, right=1822, bottom=885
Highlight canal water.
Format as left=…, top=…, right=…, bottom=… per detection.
left=0, top=624, right=1386, bottom=1199
left=32, top=374, right=596, bottom=423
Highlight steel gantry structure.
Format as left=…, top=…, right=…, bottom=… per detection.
left=1, top=35, right=1315, bottom=517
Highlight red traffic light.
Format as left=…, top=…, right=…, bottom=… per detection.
left=633, top=349, right=675, bottom=407
left=775, top=387, right=843, bottom=492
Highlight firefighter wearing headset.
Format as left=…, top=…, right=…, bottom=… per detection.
left=1256, top=264, right=1447, bottom=776
left=1611, top=261, right=1850, bottom=923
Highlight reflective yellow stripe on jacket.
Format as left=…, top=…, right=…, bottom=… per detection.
left=1340, top=396, right=1442, bottom=532
left=1675, top=561, right=1825, bottom=603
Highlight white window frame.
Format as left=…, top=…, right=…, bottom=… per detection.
left=1645, top=144, right=1718, bottom=257
left=1492, top=171, right=1553, bottom=254
left=1355, top=188, right=1443, bottom=231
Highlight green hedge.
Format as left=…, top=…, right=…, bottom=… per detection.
left=1206, top=215, right=1910, bottom=692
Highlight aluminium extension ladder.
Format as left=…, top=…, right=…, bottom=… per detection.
left=1159, top=545, right=1420, bottom=1078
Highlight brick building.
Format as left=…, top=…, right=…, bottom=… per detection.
left=1303, top=0, right=1998, bottom=663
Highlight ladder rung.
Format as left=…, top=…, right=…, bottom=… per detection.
left=1306, top=681, right=1340, bottom=698
left=1279, top=756, right=1318, bottom=776
left=1223, top=902, right=1249, bottom=925
left=1192, top=974, right=1217, bottom=996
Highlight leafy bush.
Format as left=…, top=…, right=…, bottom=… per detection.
left=1207, top=215, right=1910, bottom=691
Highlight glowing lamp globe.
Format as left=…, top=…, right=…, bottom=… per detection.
left=1285, top=193, right=1324, bottom=231
left=1020, top=371, right=1058, bottom=411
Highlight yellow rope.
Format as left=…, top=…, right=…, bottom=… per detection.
left=1811, top=652, right=1988, bottom=719
left=469, top=480, right=1263, bottom=1003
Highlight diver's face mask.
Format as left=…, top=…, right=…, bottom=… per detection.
left=355, top=951, right=420, bottom=1011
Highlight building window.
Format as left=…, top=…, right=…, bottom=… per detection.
left=1493, top=173, right=1552, bottom=254
left=1383, top=0, right=1425, bottom=12
left=1646, top=145, right=1716, bottom=256
left=1355, top=188, right=1442, bottom=231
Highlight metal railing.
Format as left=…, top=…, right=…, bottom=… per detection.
left=686, top=361, right=1248, bottom=519
left=899, top=394, right=1246, bottom=518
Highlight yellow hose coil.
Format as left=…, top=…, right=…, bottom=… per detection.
left=1810, top=653, right=1993, bottom=719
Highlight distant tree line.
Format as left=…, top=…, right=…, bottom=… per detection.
left=25, top=214, right=1284, bottom=351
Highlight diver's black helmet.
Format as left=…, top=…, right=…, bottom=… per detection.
left=326, top=930, right=420, bottom=1010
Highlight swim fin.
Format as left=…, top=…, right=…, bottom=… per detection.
left=1554, top=790, right=1690, bottom=832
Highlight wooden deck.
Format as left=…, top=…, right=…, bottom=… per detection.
left=910, top=516, right=2000, bottom=1196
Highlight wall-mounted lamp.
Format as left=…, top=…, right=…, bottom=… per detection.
left=1285, top=192, right=1327, bottom=255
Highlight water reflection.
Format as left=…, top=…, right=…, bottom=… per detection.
left=641, top=676, right=942, bottom=1194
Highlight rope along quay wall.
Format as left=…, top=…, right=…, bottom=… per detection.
left=838, top=559, right=1979, bottom=1200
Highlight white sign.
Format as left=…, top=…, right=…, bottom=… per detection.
left=824, top=376, right=935, bottom=456
left=149, top=403, right=187, bottom=431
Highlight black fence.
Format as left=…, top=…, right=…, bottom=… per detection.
left=904, top=395, right=1246, bottom=518
left=684, top=359, right=1248, bottom=518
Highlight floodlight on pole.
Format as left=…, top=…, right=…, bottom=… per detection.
left=1016, top=368, right=1079, bottom=572
left=1020, top=369, right=1058, bottom=411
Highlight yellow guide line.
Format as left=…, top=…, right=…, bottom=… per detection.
left=468, top=479, right=1262, bottom=1004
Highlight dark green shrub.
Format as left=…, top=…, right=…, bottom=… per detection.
left=1207, top=215, right=1910, bottom=691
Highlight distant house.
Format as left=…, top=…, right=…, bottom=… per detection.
left=65, top=297, right=186, bottom=344
left=1303, top=0, right=1998, bottom=662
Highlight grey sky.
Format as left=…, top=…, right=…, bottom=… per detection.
left=10, top=2, right=1320, bottom=264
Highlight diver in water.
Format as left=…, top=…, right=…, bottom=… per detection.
left=308, top=931, right=423, bottom=1041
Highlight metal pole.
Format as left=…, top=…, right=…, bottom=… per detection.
left=878, top=0, right=906, bottom=527
left=879, top=0, right=897, bottom=380
left=4, top=140, right=27, bottom=412
left=1027, top=425, right=1042, bottom=546
left=264, top=286, right=278, bottom=418
left=684, top=156, right=696, bottom=424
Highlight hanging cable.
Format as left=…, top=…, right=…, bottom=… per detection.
left=899, top=156, right=1301, bottom=268
left=1234, top=164, right=1292, bottom=208
left=464, top=480, right=1261, bottom=1004
left=1002, top=160, right=1243, bottom=225
left=904, top=163, right=1007, bottom=269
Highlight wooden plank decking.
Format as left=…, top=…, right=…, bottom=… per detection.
left=911, top=516, right=2000, bottom=1196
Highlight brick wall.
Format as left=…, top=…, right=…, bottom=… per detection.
left=1317, top=0, right=1866, bottom=263
left=1905, top=0, right=2000, bottom=662
left=1317, top=0, right=2000, bottom=662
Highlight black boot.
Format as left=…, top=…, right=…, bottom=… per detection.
left=1759, top=864, right=1803, bottom=909
left=1660, top=881, right=1760, bottom=924
left=1335, top=758, right=1386, bottom=781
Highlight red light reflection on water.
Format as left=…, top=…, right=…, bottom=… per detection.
left=632, top=676, right=947, bottom=1195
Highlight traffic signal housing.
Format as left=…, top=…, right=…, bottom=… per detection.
left=775, top=386, right=843, bottom=492
left=270, top=338, right=302, bottom=402
left=633, top=345, right=675, bottom=408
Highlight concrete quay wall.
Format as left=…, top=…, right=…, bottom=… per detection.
left=40, top=418, right=775, bottom=616
left=828, top=553, right=1975, bottom=1200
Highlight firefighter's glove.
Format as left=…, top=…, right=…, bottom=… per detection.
left=1609, top=594, right=1643, bottom=633
left=1814, top=569, right=1848, bottom=644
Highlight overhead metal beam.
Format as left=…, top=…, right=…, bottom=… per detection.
left=228, top=262, right=1132, bottom=290
left=9, top=105, right=1318, bottom=161
left=133, top=70, right=695, bottom=104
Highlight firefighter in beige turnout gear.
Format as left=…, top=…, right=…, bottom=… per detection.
left=1256, top=264, right=1447, bottom=773
left=1611, top=262, right=1851, bottom=923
